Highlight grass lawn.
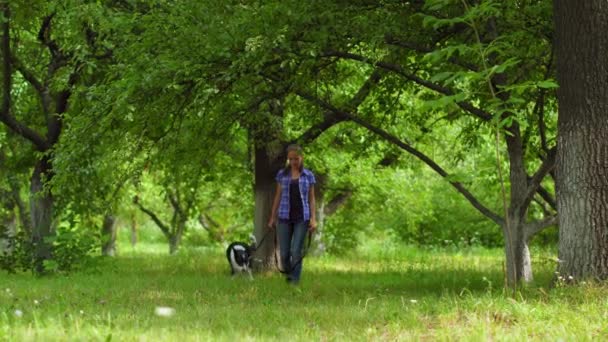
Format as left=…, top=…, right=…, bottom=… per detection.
left=1, top=241, right=607, bottom=341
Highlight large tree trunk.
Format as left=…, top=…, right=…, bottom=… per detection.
left=101, top=214, right=117, bottom=256
left=253, top=144, right=284, bottom=270
left=554, top=0, right=608, bottom=280
left=30, top=158, right=55, bottom=274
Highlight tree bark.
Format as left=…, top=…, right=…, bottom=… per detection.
left=0, top=194, right=16, bottom=255
left=8, top=176, right=31, bottom=237
left=503, top=218, right=533, bottom=286
left=554, top=0, right=608, bottom=280
left=253, top=143, right=284, bottom=270
left=30, top=157, right=54, bottom=274
left=101, top=214, right=117, bottom=256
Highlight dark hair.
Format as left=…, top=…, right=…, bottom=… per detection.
left=283, top=144, right=304, bottom=174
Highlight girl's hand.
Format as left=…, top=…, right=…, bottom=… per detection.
left=309, top=219, right=317, bottom=232
left=267, top=217, right=276, bottom=229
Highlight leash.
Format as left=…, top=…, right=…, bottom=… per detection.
left=273, top=228, right=313, bottom=275
left=254, top=225, right=314, bottom=274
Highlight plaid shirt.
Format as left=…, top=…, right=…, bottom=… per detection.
left=276, top=168, right=316, bottom=221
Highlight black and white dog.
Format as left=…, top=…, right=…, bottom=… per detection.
left=226, top=234, right=258, bottom=279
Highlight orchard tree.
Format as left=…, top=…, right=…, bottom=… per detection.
left=1, top=0, right=114, bottom=272
left=554, top=0, right=608, bottom=281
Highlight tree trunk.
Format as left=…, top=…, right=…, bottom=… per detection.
left=311, top=173, right=327, bottom=256
left=253, top=144, right=284, bottom=270
left=30, top=158, right=54, bottom=274
left=555, top=0, right=608, bottom=280
left=101, top=214, right=117, bottom=256
left=169, top=233, right=181, bottom=255
left=502, top=124, right=534, bottom=286
left=503, top=217, right=533, bottom=287
left=0, top=202, right=16, bottom=255
left=130, top=214, right=137, bottom=247
left=8, top=176, right=31, bottom=237
left=168, top=218, right=187, bottom=255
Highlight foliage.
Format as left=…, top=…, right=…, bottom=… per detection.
left=0, top=231, right=34, bottom=274
left=43, top=219, right=100, bottom=273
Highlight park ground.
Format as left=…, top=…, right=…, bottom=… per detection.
left=1, top=239, right=607, bottom=341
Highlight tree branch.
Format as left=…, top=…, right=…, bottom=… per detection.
left=11, top=54, right=44, bottom=94
left=297, top=90, right=503, bottom=226
left=324, top=190, right=353, bottom=216
left=536, top=184, right=556, bottom=211
left=524, top=215, right=558, bottom=241
left=384, top=34, right=480, bottom=72
left=321, top=50, right=493, bottom=122
left=133, top=196, right=171, bottom=239
left=295, top=69, right=384, bottom=145
left=0, top=4, right=49, bottom=151
left=522, top=146, right=556, bottom=211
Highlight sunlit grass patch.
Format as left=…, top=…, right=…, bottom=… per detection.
left=0, top=243, right=605, bottom=341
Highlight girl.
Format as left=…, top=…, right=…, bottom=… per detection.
left=268, top=144, right=316, bottom=284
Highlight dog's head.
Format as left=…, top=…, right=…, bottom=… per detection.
left=229, top=244, right=251, bottom=266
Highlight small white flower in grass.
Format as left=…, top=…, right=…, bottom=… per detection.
left=568, top=275, right=574, bottom=281
left=410, top=299, right=418, bottom=304
left=154, top=306, right=175, bottom=317
left=14, top=309, right=23, bottom=317
left=80, top=310, right=84, bottom=315
left=34, top=300, right=39, bottom=305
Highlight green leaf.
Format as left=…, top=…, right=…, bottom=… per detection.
left=537, top=80, right=559, bottom=89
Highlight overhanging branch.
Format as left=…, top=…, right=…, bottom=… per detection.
left=297, top=90, right=503, bottom=226
left=321, top=50, right=493, bottom=122
left=0, top=4, right=49, bottom=151
left=295, top=69, right=384, bottom=145
left=133, top=196, right=171, bottom=239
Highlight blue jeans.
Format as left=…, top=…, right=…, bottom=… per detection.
left=277, top=220, right=308, bottom=282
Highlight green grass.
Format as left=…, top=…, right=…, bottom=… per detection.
left=1, top=242, right=607, bottom=341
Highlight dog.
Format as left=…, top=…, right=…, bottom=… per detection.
left=226, top=234, right=258, bottom=280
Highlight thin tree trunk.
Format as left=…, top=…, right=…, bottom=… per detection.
left=555, top=0, right=608, bottom=280
left=30, top=158, right=54, bottom=274
left=503, top=126, right=534, bottom=285
left=130, top=214, right=137, bottom=247
left=503, top=217, right=533, bottom=287
left=169, top=231, right=182, bottom=255
left=101, top=214, right=117, bottom=256
left=9, top=176, right=31, bottom=237
left=0, top=200, right=16, bottom=255
left=171, top=218, right=187, bottom=255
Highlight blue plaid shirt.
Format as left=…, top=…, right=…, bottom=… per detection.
left=276, top=168, right=316, bottom=221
